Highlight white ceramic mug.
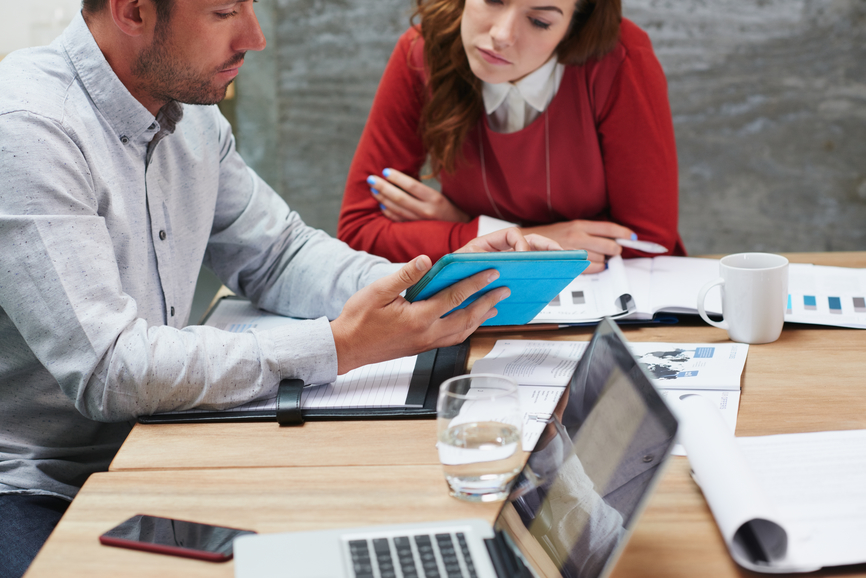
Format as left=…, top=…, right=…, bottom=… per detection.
left=697, top=253, right=789, bottom=344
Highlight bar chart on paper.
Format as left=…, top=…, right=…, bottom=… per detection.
left=786, top=264, right=866, bottom=328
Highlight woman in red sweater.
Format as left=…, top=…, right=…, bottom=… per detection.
left=337, top=0, right=685, bottom=272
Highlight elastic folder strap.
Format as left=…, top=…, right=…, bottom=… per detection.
left=276, top=378, right=305, bottom=426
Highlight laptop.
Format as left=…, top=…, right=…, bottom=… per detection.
left=234, top=318, right=679, bottom=578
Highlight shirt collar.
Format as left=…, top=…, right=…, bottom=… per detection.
left=481, top=54, right=561, bottom=116
left=62, top=12, right=181, bottom=144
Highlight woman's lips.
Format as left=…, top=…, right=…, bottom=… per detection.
left=477, top=47, right=511, bottom=65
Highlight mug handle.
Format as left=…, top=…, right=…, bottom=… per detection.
left=697, top=277, right=729, bottom=330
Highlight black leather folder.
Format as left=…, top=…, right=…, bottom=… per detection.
left=138, top=341, right=468, bottom=425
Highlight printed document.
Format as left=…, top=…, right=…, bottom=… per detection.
left=471, top=340, right=746, bottom=454
left=672, top=394, right=866, bottom=573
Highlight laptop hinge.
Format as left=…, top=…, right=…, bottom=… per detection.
left=484, top=530, right=532, bottom=578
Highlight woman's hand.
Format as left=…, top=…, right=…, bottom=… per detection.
left=367, top=168, right=470, bottom=223
left=520, top=220, right=635, bottom=273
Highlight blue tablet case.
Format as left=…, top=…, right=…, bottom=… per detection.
left=406, top=250, right=590, bottom=326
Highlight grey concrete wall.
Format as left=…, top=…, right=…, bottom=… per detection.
left=234, top=0, right=866, bottom=253
left=628, top=0, right=866, bottom=254
left=236, top=0, right=414, bottom=236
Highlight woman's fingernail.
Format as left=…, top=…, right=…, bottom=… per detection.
left=488, top=270, right=500, bottom=283
left=630, top=233, right=638, bottom=241
left=370, top=188, right=379, bottom=195
left=382, top=168, right=392, bottom=178
left=366, top=176, right=376, bottom=185
left=498, top=288, right=511, bottom=301
left=379, top=204, right=387, bottom=211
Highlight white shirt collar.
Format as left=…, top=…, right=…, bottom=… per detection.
left=481, top=54, right=562, bottom=116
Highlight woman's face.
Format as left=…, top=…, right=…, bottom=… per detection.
left=460, top=0, right=576, bottom=85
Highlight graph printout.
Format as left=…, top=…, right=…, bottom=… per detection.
left=786, top=264, right=866, bottom=328
left=471, top=339, right=746, bottom=453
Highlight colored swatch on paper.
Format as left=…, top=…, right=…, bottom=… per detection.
left=854, top=297, right=866, bottom=313
left=571, top=291, right=586, bottom=305
left=787, top=294, right=792, bottom=314
left=803, top=295, right=817, bottom=311
left=548, top=294, right=561, bottom=307
left=694, top=347, right=715, bottom=359
left=828, top=296, right=842, bottom=314
left=676, top=370, right=699, bottom=378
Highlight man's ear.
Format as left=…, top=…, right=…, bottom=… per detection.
left=108, top=0, right=157, bottom=37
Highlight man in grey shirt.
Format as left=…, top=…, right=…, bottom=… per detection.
left=0, top=1, right=558, bottom=574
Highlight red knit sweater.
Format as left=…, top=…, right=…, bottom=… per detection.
left=338, top=20, right=686, bottom=263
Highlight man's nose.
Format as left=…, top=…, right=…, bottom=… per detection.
left=236, top=6, right=267, bottom=53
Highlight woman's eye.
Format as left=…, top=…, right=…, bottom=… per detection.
left=530, top=18, right=551, bottom=30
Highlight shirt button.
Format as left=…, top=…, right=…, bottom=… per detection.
left=149, top=122, right=157, bottom=130
left=170, top=306, right=175, bottom=317
left=159, top=230, right=167, bottom=240
left=643, top=455, right=654, bottom=463
left=120, top=135, right=129, bottom=144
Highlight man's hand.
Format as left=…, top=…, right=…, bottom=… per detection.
left=367, top=168, right=470, bottom=223
left=330, top=256, right=509, bottom=374
left=520, top=220, right=634, bottom=273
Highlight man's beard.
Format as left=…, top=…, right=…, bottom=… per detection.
left=132, top=23, right=243, bottom=106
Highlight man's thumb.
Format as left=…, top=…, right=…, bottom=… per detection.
left=389, top=255, right=432, bottom=296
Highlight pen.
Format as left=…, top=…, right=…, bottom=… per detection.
left=615, top=238, right=667, bottom=254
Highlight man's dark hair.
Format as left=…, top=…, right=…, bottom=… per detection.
left=81, top=0, right=174, bottom=21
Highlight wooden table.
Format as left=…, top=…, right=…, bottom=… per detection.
left=26, top=252, right=866, bottom=577
left=25, top=466, right=500, bottom=578
left=109, top=322, right=866, bottom=471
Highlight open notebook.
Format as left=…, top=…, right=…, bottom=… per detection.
left=233, top=318, right=679, bottom=578
left=531, top=256, right=722, bottom=324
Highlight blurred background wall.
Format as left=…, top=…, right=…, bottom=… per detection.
left=4, top=0, right=865, bottom=322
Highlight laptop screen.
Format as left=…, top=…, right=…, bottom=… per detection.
left=490, top=318, right=679, bottom=578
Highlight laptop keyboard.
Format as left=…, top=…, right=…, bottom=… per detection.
left=348, top=532, right=478, bottom=578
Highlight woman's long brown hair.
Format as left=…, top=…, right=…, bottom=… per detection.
left=412, top=0, right=622, bottom=176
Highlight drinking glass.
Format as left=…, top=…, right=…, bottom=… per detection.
left=436, top=374, right=523, bottom=502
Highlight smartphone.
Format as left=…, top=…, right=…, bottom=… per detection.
left=405, top=250, right=590, bottom=326
left=99, top=514, right=257, bottom=562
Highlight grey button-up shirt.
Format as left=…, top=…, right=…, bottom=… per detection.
left=0, top=13, right=397, bottom=500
